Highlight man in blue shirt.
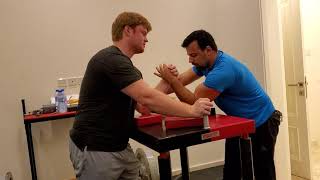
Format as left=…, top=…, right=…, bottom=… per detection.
left=155, top=30, right=282, bottom=180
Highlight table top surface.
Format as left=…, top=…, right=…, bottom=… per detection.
left=135, top=114, right=255, bottom=137
left=24, top=111, right=76, bottom=123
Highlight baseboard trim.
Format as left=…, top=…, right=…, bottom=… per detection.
left=171, top=160, right=225, bottom=176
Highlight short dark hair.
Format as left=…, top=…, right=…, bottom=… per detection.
left=181, top=30, right=217, bottom=51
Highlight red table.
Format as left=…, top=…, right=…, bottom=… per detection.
left=23, top=109, right=255, bottom=180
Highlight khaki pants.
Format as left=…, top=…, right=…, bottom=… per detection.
left=69, top=139, right=140, bottom=180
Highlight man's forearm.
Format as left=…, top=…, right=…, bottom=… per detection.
left=142, top=91, right=196, bottom=117
left=170, top=78, right=196, bottom=105
left=155, top=75, right=191, bottom=94
left=155, top=79, right=173, bottom=94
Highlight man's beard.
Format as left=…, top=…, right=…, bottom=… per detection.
left=194, top=60, right=210, bottom=71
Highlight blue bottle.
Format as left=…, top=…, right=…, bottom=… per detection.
left=55, top=89, right=67, bottom=113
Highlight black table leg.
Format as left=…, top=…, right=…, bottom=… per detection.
left=158, top=152, right=172, bottom=180
left=25, top=123, right=38, bottom=180
left=180, top=147, right=190, bottom=180
left=240, top=136, right=254, bottom=180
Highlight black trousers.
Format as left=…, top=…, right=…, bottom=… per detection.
left=223, top=110, right=282, bottom=180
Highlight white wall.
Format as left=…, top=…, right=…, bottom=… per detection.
left=0, top=0, right=270, bottom=179
left=260, top=0, right=292, bottom=179
left=300, top=0, right=320, bottom=144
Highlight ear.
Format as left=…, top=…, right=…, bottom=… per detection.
left=206, top=46, right=213, bottom=52
left=203, top=46, right=211, bottom=55
left=123, top=25, right=133, bottom=37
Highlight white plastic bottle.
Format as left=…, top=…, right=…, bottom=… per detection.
left=54, top=89, right=59, bottom=108
left=55, top=89, right=67, bottom=113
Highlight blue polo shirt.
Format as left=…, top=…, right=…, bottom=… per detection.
left=192, top=51, right=275, bottom=127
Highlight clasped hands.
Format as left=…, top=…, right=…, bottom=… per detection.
left=154, top=64, right=179, bottom=84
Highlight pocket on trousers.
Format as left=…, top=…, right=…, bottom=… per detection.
left=268, top=117, right=280, bottom=144
left=70, top=142, right=87, bottom=178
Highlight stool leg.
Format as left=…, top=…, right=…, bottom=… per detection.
left=240, top=136, right=254, bottom=180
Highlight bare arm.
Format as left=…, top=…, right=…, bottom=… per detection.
left=155, top=67, right=200, bottom=94
left=178, top=68, right=201, bottom=86
left=169, top=78, right=197, bottom=104
left=169, top=79, right=221, bottom=105
left=157, top=65, right=220, bottom=104
left=121, top=79, right=212, bottom=117
left=154, top=79, right=173, bottom=94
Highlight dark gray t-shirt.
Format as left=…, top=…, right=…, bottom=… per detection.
left=70, top=46, right=142, bottom=152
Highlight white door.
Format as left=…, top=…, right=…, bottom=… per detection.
left=280, top=0, right=311, bottom=179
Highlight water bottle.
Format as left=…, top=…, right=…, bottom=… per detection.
left=54, top=89, right=59, bottom=108
left=55, top=89, right=68, bottom=113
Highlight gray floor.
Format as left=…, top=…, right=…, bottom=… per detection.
left=173, top=166, right=223, bottom=180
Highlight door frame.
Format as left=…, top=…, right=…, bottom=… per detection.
left=260, top=0, right=292, bottom=179
left=280, top=0, right=312, bottom=178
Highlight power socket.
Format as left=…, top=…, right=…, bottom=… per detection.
left=57, top=78, right=67, bottom=88
left=67, top=78, right=78, bottom=87
left=68, top=77, right=83, bottom=87
left=57, top=76, right=83, bottom=88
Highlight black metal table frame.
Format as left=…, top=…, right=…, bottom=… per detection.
left=24, top=115, right=76, bottom=180
left=22, top=100, right=76, bottom=180
left=131, top=124, right=255, bottom=180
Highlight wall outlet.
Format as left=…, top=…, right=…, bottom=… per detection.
left=67, top=77, right=79, bottom=87
left=57, top=76, right=83, bottom=88
left=57, top=78, right=67, bottom=88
